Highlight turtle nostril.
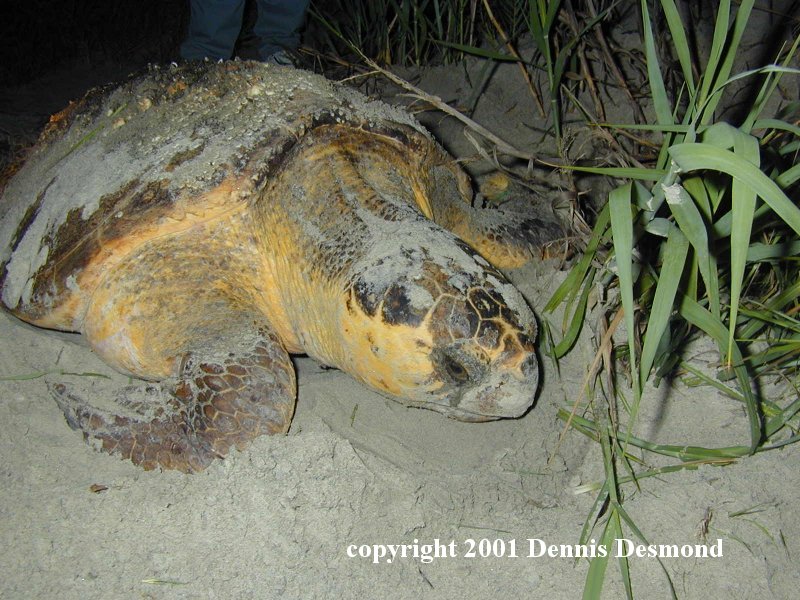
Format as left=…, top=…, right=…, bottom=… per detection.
left=520, top=354, right=538, bottom=378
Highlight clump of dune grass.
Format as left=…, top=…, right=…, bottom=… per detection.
left=309, top=0, right=489, bottom=66
left=310, top=0, right=800, bottom=597
left=543, top=1, right=800, bottom=596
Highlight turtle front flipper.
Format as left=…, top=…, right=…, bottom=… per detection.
left=422, top=163, right=566, bottom=269
left=326, top=126, right=564, bottom=270
left=52, top=322, right=295, bottom=472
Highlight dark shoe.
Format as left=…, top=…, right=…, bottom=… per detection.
left=263, top=48, right=300, bottom=67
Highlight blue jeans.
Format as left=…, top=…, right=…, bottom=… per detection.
left=180, top=0, right=310, bottom=61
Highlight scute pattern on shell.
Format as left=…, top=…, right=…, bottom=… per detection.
left=0, top=60, right=548, bottom=471
left=0, top=61, right=428, bottom=317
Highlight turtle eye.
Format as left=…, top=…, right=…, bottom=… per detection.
left=443, top=355, right=470, bottom=383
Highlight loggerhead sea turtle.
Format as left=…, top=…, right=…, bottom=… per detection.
left=0, top=61, right=562, bottom=472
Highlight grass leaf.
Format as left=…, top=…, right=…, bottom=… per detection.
left=657, top=0, right=695, bottom=96
left=609, top=184, right=640, bottom=399
left=663, top=182, right=720, bottom=318
left=639, top=225, right=689, bottom=384
left=669, top=143, right=800, bottom=237
left=582, top=516, right=613, bottom=600
left=679, top=295, right=762, bottom=452
left=639, top=0, right=672, bottom=125
left=699, top=0, right=755, bottom=123
left=553, top=268, right=595, bottom=358
left=545, top=205, right=609, bottom=312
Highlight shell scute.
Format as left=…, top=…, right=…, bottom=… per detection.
left=0, top=61, right=429, bottom=324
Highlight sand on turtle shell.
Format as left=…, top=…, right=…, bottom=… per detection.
left=0, top=62, right=427, bottom=312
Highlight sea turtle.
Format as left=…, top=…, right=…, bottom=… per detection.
left=0, top=61, right=562, bottom=472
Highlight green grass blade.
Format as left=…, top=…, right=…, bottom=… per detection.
left=743, top=33, right=800, bottom=131
left=764, top=396, right=800, bottom=439
left=543, top=0, right=562, bottom=29
left=640, top=0, right=672, bottom=125
left=739, top=279, right=800, bottom=340
left=578, top=483, right=609, bottom=546
left=559, top=410, right=755, bottom=461
left=663, top=182, right=720, bottom=318
left=434, top=40, right=517, bottom=61
left=697, top=123, right=765, bottom=362
left=739, top=305, right=800, bottom=332
left=701, top=120, right=739, bottom=148
left=597, top=122, right=692, bottom=133
left=553, top=268, right=595, bottom=358
left=700, top=0, right=755, bottom=122
left=527, top=0, right=547, bottom=55
left=639, top=225, right=689, bottom=384
left=679, top=295, right=762, bottom=451
left=644, top=217, right=672, bottom=237
left=657, top=0, right=695, bottom=96
left=752, top=118, right=800, bottom=138
left=746, top=340, right=800, bottom=372
left=609, top=184, right=640, bottom=399
left=682, top=175, right=713, bottom=221
left=712, top=202, right=772, bottom=238
left=615, top=504, right=678, bottom=599
left=545, top=205, right=609, bottom=312
left=669, top=143, right=800, bottom=237
left=680, top=361, right=745, bottom=402
left=583, top=516, right=614, bottom=600
left=695, top=0, right=730, bottom=116
left=574, top=460, right=731, bottom=494
left=585, top=396, right=625, bottom=599
left=719, top=64, right=800, bottom=88
left=610, top=509, right=634, bottom=599
left=777, top=162, right=800, bottom=187
left=746, top=240, right=800, bottom=262
left=727, top=133, right=760, bottom=360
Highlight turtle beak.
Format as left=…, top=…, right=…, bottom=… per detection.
left=437, top=353, right=539, bottom=421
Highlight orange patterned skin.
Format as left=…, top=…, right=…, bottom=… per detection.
left=0, top=62, right=559, bottom=472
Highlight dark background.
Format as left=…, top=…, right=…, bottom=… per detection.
left=0, top=0, right=188, bottom=87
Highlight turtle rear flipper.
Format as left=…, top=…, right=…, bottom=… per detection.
left=52, top=323, right=296, bottom=473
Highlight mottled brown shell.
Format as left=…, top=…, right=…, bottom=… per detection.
left=0, top=62, right=548, bottom=469
left=0, top=61, right=433, bottom=325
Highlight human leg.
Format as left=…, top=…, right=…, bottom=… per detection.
left=180, top=0, right=247, bottom=61
left=253, top=0, right=311, bottom=60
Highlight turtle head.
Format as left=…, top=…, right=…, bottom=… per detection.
left=339, top=245, right=539, bottom=421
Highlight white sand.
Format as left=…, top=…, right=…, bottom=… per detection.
left=1, top=259, right=798, bottom=598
